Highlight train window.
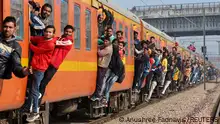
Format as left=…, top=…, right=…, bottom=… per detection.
left=44, top=0, right=54, bottom=25
left=130, top=25, right=134, bottom=56
left=125, top=27, right=128, bottom=56
left=119, top=23, right=123, bottom=30
left=11, top=0, right=23, bottom=39
left=61, top=0, right=68, bottom=34
left=113, top=20, right=116, bottom=35
left=74, top=4, right=81, bottom=49
left=85, top=9, right=91, bottom=51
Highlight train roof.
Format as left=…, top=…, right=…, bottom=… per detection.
left=142, top=20, right=174, bottom=42
left=98, top=0, right=140, bottom=23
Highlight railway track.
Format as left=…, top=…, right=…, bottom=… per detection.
left=54, top=83, right=205, bottom=124
left=211, top=94, right=220, bottom=124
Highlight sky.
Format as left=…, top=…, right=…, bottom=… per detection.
left=111, top=0, right=220, bottom=67
left=111, top=0, right=220, bottom=9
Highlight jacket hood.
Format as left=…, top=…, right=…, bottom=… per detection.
left=0, top=33, right=17, bottom=42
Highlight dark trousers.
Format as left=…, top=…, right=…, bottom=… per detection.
left=93, top=67, right=108, bottom=98
left=38, top=65, right=57, bottom=105
left=145, top=72, right=153, bottom=93
left=133, top=60, right=144, bottom=89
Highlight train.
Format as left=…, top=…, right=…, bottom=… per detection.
left=0, top=0, right=215, bottom=123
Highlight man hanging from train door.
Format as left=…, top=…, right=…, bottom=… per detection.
left=38, top=3, right=52, bottom=26
left=24, top=25, right=58, bottom=122
left=38, top=25, right=75, bottom=105
left=0, top=16, right=31, bottom=95
left=29, top=1, right=45, bottom=36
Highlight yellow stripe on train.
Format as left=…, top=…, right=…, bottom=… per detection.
left=21, top=58, right=134, bottom=72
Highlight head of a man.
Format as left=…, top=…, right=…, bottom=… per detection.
left=106, top=27, right=113, bottom=38
left=41, top=3, right=52, bottom=19
left=2, top=16, right=16, bottom=40
left=134, top=31, right=138, bottom=40
left=44, top=25, right=55, bottom=40
left=116, top=30, right=123, bottom=40
left=63, top=25, right=75, bottom=37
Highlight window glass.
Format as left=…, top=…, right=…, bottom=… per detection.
left=85, top=9, right=91, bottom=50
left=61, top=0, right=68, bottom=34
left=130, top=25, right=134, bottom=56
left=113, top=20, right=116, bottom=35
left=74, top=4, right=81, bottom=49
left=125, top=27, right=128, bottom=56
left=44, top=0, right=54, bottom=25
left=11, top=0, right=23, bottom=38
left=119, top=23, right=123, bottom=30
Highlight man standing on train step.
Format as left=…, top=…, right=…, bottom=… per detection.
left=0, top=16, right=30, bottom=95
left=38, top=25, right=75, bottom=105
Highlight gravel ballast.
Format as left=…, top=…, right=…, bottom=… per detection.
left=106, top=83, right=220, bottom=124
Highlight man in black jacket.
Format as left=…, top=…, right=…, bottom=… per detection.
left=0, top=16, right=30, bottom=95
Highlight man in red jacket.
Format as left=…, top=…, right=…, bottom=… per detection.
left=38, top=25, right=75, bottom=105
left=26, top=25, right=57, bottom=122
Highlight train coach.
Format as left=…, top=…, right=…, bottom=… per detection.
left=0, top=0, right=213, bottom=123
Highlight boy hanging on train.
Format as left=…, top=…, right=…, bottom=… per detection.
left=23, top=25, right=58, bottom=122
left=136, top=42, right=151, bottom=93
left=98, top=4, right=114, bottom=36
left=102, top=30, right=126, bottom=105
left=183, top=59, right=191, bottom=87
left=160, top=47, right=168, bottom=87
left=161, top=51, right=175, bottom=95
left=133, top=31, right=144, bottom=91
left=172, top=59, right=180, bottom=91
left=38, top=25, right=75, bottom=106
left=38, top=3, right=53, bottom=26
left=29, top=1, right=45, bottom=36
left=98, top=27, right=115, bottom=45
left=91, top=37, right=113, bottom=101
left=0, top=16, right=31, bottom=95
left=26, top=3, right=53, bottom=100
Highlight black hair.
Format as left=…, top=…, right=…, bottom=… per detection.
left=116, top=30, right=123, bottom=35
left=172, top=46, right=177, bottom=51
left=42, top=3, right=53, bottom=12
left=29, top=1, right=37, bottom=9
left=107, top=26, right=113, bottom=31
left=44, top=25, right=56, bottom=33
left=150, top=36, right=155, bottom=40
left=3, top=16, right=16, bottom=27
left=134, top=31, right=138, bottom=35
left=64, top=25, right=75, bottom=32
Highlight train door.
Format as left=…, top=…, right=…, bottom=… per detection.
left=0, top=0, right=29, bottom=111
left=0, top=0, right=2, bottom=31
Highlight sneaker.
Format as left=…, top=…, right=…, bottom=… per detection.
left=38, top=93, right=42, bottom=99
left=90, top=96, right=101, bottom=101
left=134, top=89, right=139, bottom=93
left=26, top=113, right=40, bottom=122
left=19, top=107, right=30, bottom=113
left=145, top=98, right=150, bottom=102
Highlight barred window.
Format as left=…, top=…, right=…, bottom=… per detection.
left=61, top=0, right=68, bottom=34
left=11, top=0, right=23, bottom=38
left=85, top=9, right=91, bottom=50
left=74, top=4, right=81, bottom=49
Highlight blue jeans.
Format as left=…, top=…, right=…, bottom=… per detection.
left=104, top=69, right=118, bottom=102
left=191, top=72, right=198, bottom=84
left=137, top=71, right=149, bottom=91
left=26, top=70, right=44, bottom=113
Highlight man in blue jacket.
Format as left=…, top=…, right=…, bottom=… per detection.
left=0, top=16, right=30, bottom=95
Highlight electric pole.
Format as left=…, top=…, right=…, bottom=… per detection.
left=202, top=8, right=206, bottom=90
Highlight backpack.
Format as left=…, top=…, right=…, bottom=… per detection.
left=109, top=45, right=125, bottom=83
